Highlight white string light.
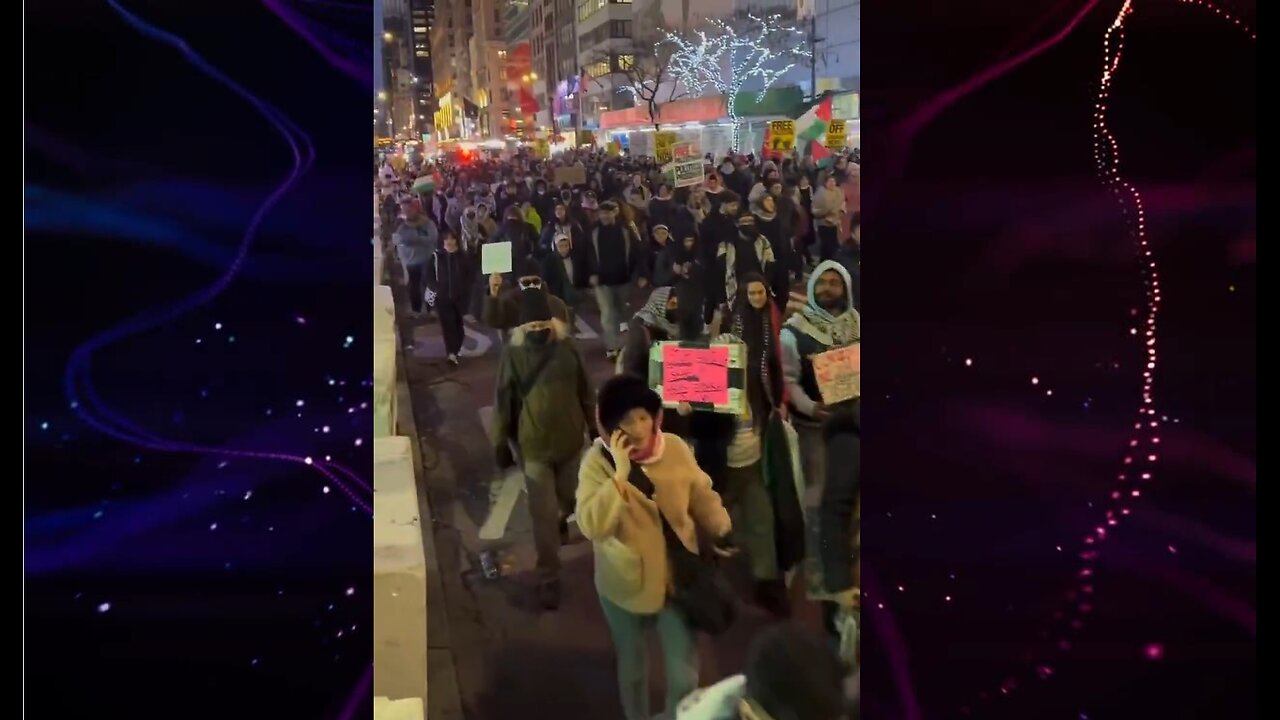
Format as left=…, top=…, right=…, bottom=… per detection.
left=662, top=14, right=810, bottom=150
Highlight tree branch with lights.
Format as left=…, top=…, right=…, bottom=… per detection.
left=586, top=36, right=687, bottom=131
left=662, top=13, right=810, bottom=150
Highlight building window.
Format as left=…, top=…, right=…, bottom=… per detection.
left=609, top=20, right=631, bottom=38
left=416, top=50, right=430, bottom=57
left=615, top=54, right=634, bottom=70
left=414, top=26, right=428, bottom=34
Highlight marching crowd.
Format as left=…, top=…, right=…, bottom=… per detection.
left=379, top=144, right=860, bottom=720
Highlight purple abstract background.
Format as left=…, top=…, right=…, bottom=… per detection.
left=863, top=0, right=1254, bottom=717
left=25, top=1, right=375, bottom=717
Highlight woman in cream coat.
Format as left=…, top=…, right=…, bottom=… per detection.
left=577, top=374, right=734, bottom=720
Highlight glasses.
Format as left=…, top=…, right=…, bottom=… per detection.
left=519, top=277, right=543, bottom=290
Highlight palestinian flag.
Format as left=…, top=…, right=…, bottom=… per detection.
left=795, top=95, right=834, bottom=159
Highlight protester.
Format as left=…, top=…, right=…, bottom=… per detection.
left=492, top=290, right=595, bottom=609
left=675, top=623, right=856, bottom=720
left=576, top=373, right=734, bottom=720
left=392, top=197, right=439, bottom=316
left=647, top=182, right=679, bottom=239
left=587, top=200, right=647, bottom=360
left=812, top=174, right=846, bottom=262
left=483, top=257, right=573, bottom=330
left=618, top=285, right=681, bottom=380
left=820, top=400, right=860, bottom=650
left=713, top=215, right=776, bottom=313
left=780, top=260, right=859, bottom=462
left=539, top=232, right=586, bottom=327
left=835, top=213, right=861, bottom=312
left=424, top=230, right=471, bottom=365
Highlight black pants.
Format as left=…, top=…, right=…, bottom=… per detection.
left=406, top=263, right=426, bottom=313
left=817, top=225, right=840, bottom=262
left=437, top=297, right=466, bottom=355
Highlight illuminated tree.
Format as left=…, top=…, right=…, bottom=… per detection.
left=662, top=13, right=810, bottom=150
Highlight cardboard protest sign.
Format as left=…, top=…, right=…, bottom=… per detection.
left=826, top=119, right=847, bottom=150
left=648, top=341, right=746, bottom=414
left=481, top=241, right=513, bottom=275
left=672, top=159, right=704, bottom=188
left=769, top=120, right=795, bottom=152
left=553, top=165, right=587, bottom=187
left=812, top=343, right=860, bottom=405
left=655, top=131, right=678, bottom=163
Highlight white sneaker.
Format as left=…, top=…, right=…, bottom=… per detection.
left=619, top=323, right=629, bottom=333
left=447, top=354, right=459, bottom=366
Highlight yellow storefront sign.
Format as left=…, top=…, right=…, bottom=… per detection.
left=654, top=131, right=678, bottom=163
left=532, top=139, right=550, bottom=158
left=768, top=120, right=795, bottom=152
left=826, top=119, right=847, bottom=150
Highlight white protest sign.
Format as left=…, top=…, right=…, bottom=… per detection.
left=481, top=241, right=513, bottom=275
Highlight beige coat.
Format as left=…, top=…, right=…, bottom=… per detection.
left=576, top=434, right=732, bottom=615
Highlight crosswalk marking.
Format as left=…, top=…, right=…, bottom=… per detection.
left=477, top=406, right=525, bottom=541
left=410, top=322, right=494, bottom=359
left=573, top=316, right=598, bottom=341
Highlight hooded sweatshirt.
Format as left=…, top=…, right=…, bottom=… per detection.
left=392, top=215, right=439, bottom=267
left=780, top=260, right=860, bottom=421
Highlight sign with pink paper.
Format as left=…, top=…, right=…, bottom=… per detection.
left=812, top=343, right=860, bottom=405
left=661, top=344, right=730, bottom=405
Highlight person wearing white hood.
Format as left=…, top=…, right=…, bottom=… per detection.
left=779, top=260, right=859, bottom=496
left=674, top=623, right=856, bottom=720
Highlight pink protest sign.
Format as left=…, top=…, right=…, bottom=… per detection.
left=661, top=345, right=731, bottom=405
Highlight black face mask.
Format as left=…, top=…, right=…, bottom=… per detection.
left=527, top=328, right=552, bottom=346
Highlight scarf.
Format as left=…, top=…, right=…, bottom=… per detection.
left=634, top=286, right=680, bottom=338
left=630, top=426, right=666, bottom=464
left=731, top=283, right=784, bottom=429
left=785, top=261, right=860, bottom=347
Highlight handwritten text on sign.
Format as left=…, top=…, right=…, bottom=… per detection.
left=661, top=345, right=731, bottom=405
left=812, top=343, right=860, bottom=405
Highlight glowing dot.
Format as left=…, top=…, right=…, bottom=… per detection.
left=97, top=602, right=111, bottom=613
left=1144, top=643, right=1164, bottom=661
left=296, top=400, right=305, bottom=407
left=345, top=587, right=355, bottom=596
left=296, top=316, right=307, bottom=325
left=214, top=322, right=223, bottom=330
left=897, top=585, right=905, bottom=592
left=944, top=595, right=952, bottom=602
left=1168, top=545, right=1177, bottom=554
left=1046, top=389, right=1054, bottom=397
left=209, top=523, right=218, bottom=531
left=196, top=338, right=203, bottom=344
left=93, top=510, right=104, bottom=519
left=345, top=335, right=354, bottom=344
left=1031, top=376, right=1040, bottom=385
left=322, top=486, right=330, bottom=494
left=322, top=426, right=331, bottom=433
left=40, top=422, right=49, bottom=430
left=243, top=491, right=253, bottom=500
left=964, top=358, right=973, bottom=367
left=305, top=457, right=314, bottom=465
left=354, top=438, right=364, bottom=447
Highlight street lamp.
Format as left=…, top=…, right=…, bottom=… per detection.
left=383, top=32, right=393, bottom=42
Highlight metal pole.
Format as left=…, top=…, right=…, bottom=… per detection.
left=810, top=11, right=818, bottom=99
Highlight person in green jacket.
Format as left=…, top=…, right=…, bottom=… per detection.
left=492, top=289, right=595, bottom=609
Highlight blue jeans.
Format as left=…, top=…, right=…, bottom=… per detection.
left=599, top=595, right=699, bottom=720
left=596, top=283, right=629, bottom=352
